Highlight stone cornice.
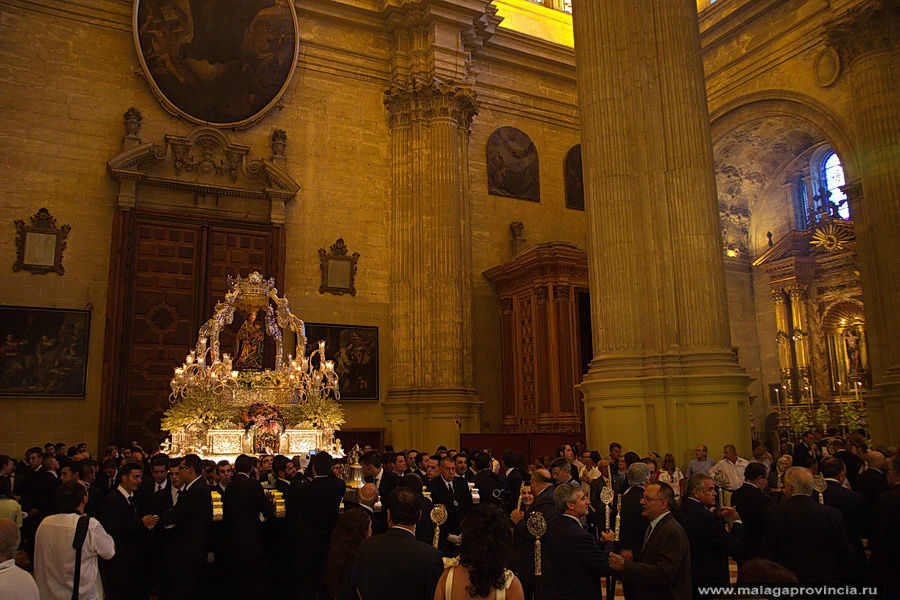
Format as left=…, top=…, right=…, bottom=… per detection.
left=825, top=0, right=900, bottom=66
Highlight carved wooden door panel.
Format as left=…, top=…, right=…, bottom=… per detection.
left=118, top=216, right=276, bottom=447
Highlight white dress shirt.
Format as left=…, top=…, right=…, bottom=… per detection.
left=34, top=513, right=115, bottom=600
left=0, top=558, right=39, bottom=600
left=709, top=457, right=750, bottom=491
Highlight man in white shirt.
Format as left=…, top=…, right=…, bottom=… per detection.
left=34, top=480, right=115, bottom=600
left=709, top=444, right=750, bottom=492
left=0, top=517, right=38, bottom=600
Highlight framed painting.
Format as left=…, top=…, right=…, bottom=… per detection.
left=0, top=306, right=90, bottom=397
left=304, top=324, right=378, bottom=401
left=133, top=0, right=300, bottom=128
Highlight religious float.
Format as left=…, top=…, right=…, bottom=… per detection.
left=161, top=272, right=345, bottom=461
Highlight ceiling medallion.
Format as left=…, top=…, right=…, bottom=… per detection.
left=810, top=223, right=852, bottom=252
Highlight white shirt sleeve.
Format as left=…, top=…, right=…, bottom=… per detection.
left=88, top=518, right=116, bottom=560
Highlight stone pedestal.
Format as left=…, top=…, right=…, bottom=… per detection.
left=827, top=0, right=900, bottom=443
left=572, top=0, right=750, bottom=460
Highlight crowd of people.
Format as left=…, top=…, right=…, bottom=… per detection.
left=0, top=433, right=897, bottom=600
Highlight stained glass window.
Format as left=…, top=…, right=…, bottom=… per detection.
left=823, top=152, right=849, bottom=219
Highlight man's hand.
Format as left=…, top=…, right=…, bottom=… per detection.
left=600, top=529, right=615, bottom=543
left=142, top=515, right=159, bottom=529
left=621, top=549, right=633, bottom=561
left=608, top=552, right=625, bottom=571
left=716, top=506, right=740, bottom=522
left=510, top=510, right=524, bottom=524
left=447, top=534, right=462, bottom=546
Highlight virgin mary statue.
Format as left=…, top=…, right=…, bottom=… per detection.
left=234, top=312, right=264, bottom=370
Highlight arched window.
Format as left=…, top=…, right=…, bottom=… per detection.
left=822, top=152, right=850, bottom=220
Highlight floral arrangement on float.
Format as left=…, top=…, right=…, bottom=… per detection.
left=161, top=272, right=345, bottom=459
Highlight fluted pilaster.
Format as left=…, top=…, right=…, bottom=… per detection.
left=826, top=0, right=900, bottom=442
left=573, top=0, right=749, bottom=458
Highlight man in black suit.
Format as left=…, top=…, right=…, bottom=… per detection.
left=425, top=455, right=472, bottom=555
left=762, top=466, right=852, bottom=584
left=545, top=482, right=615, bottom=599
left=871, top=453, right=900, bottom=600
left=730, top=462, right=772, bottom=564
left=362, top=451, right=399, bottom=500
left=854, top=451, right=889, bottom=507
left=288, top=451, right=346, bottom=600
left=501, top=450, right=525, bottom=501
left=791, top=432, right=820, bottom=469
left=344, top=483, right=388, bottom=536
left=154, top=454, right=212, bottom=600
left=608, top=482, right=691, bottom=600
left=222, top=454, right=274, bottom=600
left=473, top=451, right=509, bottom=511
left=95, top=457, right=119, bottom=496
left=100, top=462, right=156, bottom=600
left=512, top=468, right=558, bottom=600
left=675, top=473, right=745, bottom=587
left=413, top=453, right=430, bottom=481
left=138, top=454, right=170, bottom=510
left=351, top=487, right=443, bottom=600
left=818, top=457, right=866, bottom=581
left=618, top=462, right=651, bottom=558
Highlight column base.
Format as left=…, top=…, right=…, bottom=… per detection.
left=864, top=368, right=900, bottom=445
left=577, top=357, right=751, bottom=466
left=383, top=388, right=482, bottom=451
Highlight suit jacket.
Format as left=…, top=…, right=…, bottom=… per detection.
left=834, top=450, right=863, bottom=489
left=426, top=476, right=472, bottom=552
left=513, top=485, right=559, bottom=584
left=854, top=467, right=889, bottom=507
left=344, top=501, right=388, bottom=536
left=99, top=488, right=146, bottom=599
left=505, top=468, right=524, bottom=502
left=287, top=474, right=346, bottom=558
left=474, top=470, right=509, bottom=510
left=792, top=443, right=818, bottom=469
left=675, top=498, right=744, bottom=586
left=414, top=494, right=436, bottom=547
left=375, top=470, right=399, bottom=500
left=545, top=514, right=612, bottom=600
left=157, top=477, right=212, bottom=564
left=351, top=527, right=443, bottom=600
left=871, top=485, right=900, bottom=600
left=618, top=486, right=649, bottom=552
left=222, top=472, right=274, bottom=562
left=621, top=512, right=691, bottom=600
left=730, top=482, right=772, bottom=563
left=762, top=494, right=852, bottom=584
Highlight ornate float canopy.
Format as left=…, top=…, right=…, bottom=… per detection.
left=163, top=272, right=344, bottom=457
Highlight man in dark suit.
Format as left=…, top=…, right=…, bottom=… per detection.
left=154, top=454, right=212, bottom=600
left=819, top=457, right=866, bottom=581
left=99, top=462, right=156, bottom=600
left=512, top=468, right=558, bottom=600
left=791, top=432, right=820, bottom=469
left=762, top=466, right=852, bottom=584
left=138, top=454, right=170, bottom=511
left=425, top=455, right=472, bottom=555
left=95, top=457, right=119, bottom=496
left=344, top=483, right=388, bottom=536
left=221, top=454, right=274, bottom=600
left=609, top=482, right=691, bottom=600
left=675, top=473, right=745, bottom=587
left=351, top=487, right=443, bottom=600
left=854, top=451, right=889, bottom=507
left=730, top=462, right=773, bottom=564
left=501, top=449, right=525, bottom=501
left=545, top=482, right=615, bottom=599
left=871, top=453, right=900, bottom=600
left=288, top=451, right=346, bottom=600
left=362, top=451, right=399, bottom=501
left=617, top=461, right=651, bottom=556
left=473, top=451, right=509, bottom=511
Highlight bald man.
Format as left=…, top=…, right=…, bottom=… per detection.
left=0, top=517, right=38, bottom=600
left=762, top=467, right=852, bottom=584
left=347, top=483, right=387, bottom=535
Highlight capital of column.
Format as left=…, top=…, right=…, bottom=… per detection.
left=825, top=0, right=900, bottom=67
left=384, top=80, right=478, bottom=131
left=771, top=288, right=787, bottom=305
left=787, top=286, right=808, bottom=302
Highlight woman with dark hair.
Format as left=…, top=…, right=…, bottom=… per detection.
left=434, top=503, right=524, bottom=600
left=325, top=508, right=372, bottom=600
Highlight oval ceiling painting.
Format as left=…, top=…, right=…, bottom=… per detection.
left=133, top=0, right=299, bottom=128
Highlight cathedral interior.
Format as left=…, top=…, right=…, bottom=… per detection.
left=1, top=0, right=898, bottom=462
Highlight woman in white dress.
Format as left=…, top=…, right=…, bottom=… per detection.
left=434, top=504, right=524, bottom=600
left=659, top=453, right=685, bottom=502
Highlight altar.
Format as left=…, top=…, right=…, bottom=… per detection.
left=162, top=272, right=345, bottom=460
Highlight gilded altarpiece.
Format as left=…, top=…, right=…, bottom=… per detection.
left=484, top=243, right=588, bottom=433
left=753, top=218, right=868, bottom=432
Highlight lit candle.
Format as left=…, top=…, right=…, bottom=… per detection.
left=231, top=371, right=238, bottom=379
left=318, top=340, right=325, bottom=352
left=175, top=368, right=183, bottom=375
left=325, top=360, right=334, bottom=372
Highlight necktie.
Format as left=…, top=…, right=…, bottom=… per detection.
left=127, top=496, right=136, bottom=514
left=156, top=483, right=161, bottom=493
left=641, top=524, right=653, bottom=550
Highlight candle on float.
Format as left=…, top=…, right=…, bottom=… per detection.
left=231, top=371, right=239, bottom=379
left=325, top=360, right=334, bottom=371
left=318, top=340, right=326, bottom=352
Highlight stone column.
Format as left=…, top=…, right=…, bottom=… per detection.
left=788, top=286, right=813, bottom=402
left=573, top=0, right=750, bottom=459
left=827, top=0, right=900, bottom=443
left=380, top=0, right=499, bottom=450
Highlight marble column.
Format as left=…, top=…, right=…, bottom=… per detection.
left=572, top=0, right=750, bottom=460
left=380, top=1, right=499, bottom=450
left=827, top=0, right=900, bottom=443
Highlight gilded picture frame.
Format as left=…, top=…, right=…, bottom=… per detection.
left=13, top=208, right=70, bottom=275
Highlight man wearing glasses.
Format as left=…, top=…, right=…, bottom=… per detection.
left=608, top=481, right=691, bottom=600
